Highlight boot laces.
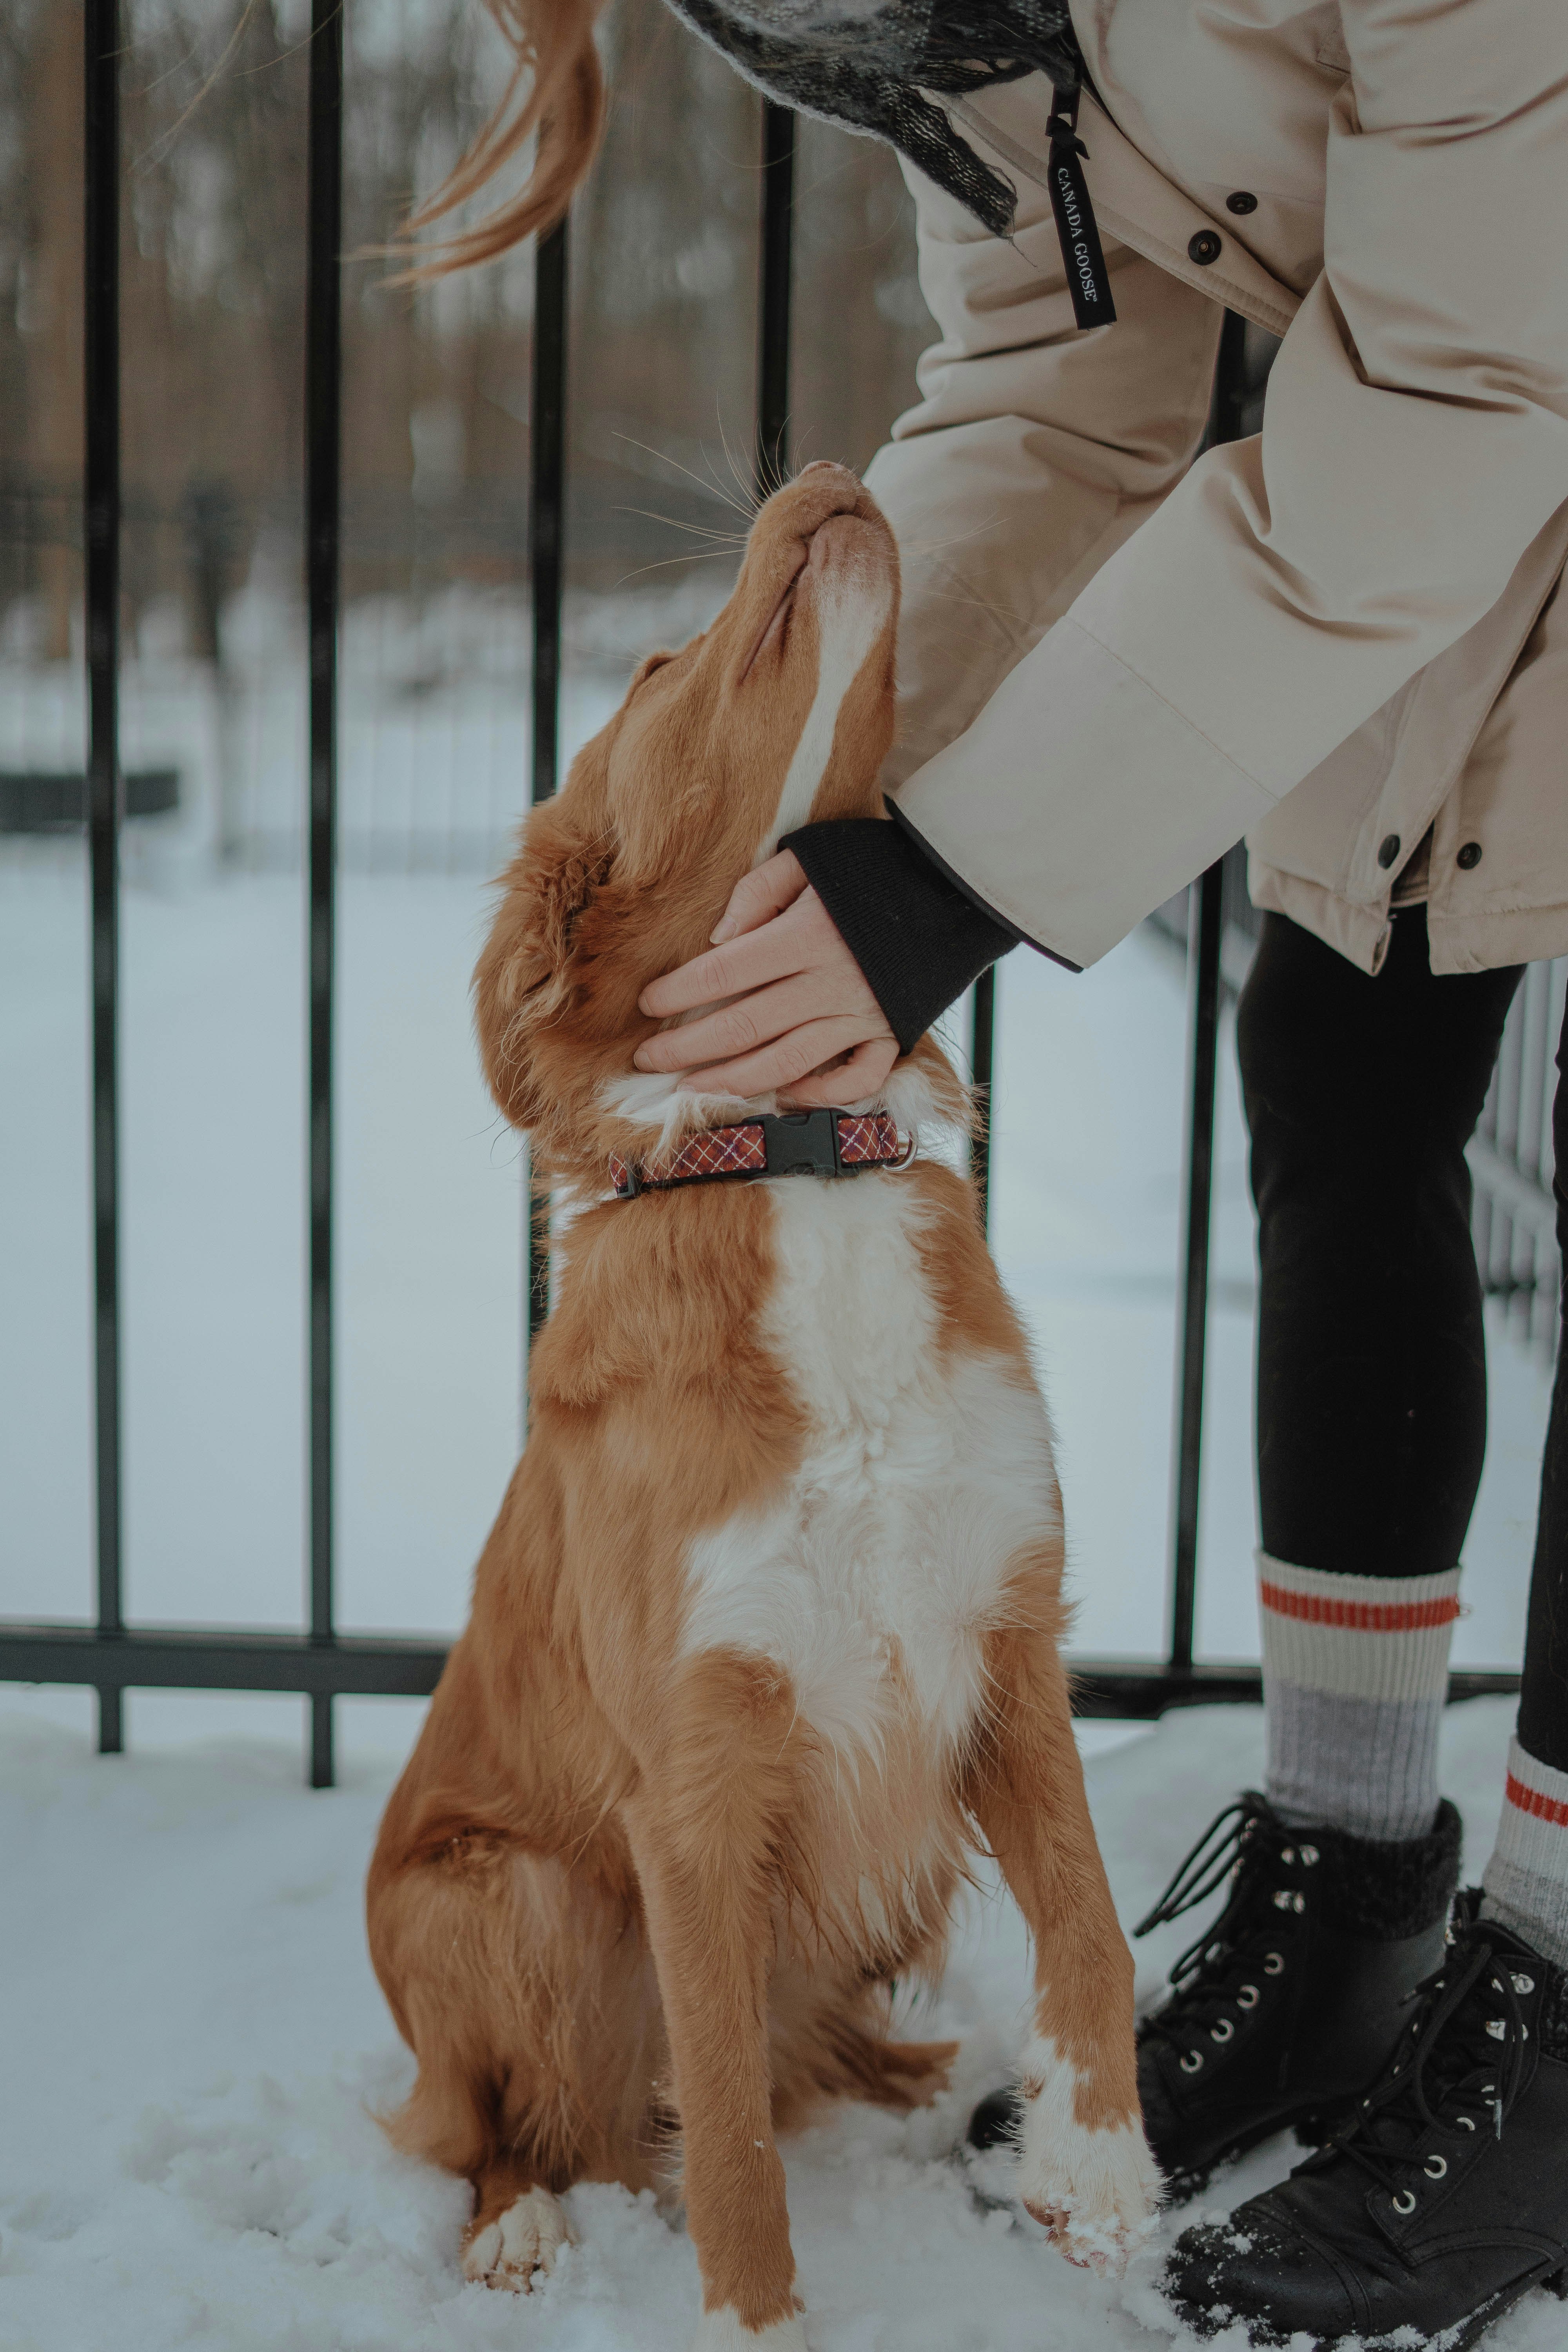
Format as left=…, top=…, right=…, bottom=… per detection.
left=1134, top=1798, right=1313, bottom=2060
left=1314, top=1933, right=1531, bottom=2200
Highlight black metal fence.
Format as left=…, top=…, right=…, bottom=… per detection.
left=0, top=8, right=1521, bottom=1784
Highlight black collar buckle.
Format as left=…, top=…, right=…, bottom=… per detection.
left=760, top=1107, right=842, bottom=1179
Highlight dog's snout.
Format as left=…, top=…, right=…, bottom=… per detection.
left=799, top=461, right=864, bottom=518
left=758, top=461, right=865, bottom=543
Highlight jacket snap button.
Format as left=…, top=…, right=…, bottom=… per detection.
left=1377, top=833, right=1401, bottom=869
left=1457, top=840, right=1483, bottom=869
left=1226, top=191, right=1258, bottom=215
left=1189, top=230, right=1223, bottom=265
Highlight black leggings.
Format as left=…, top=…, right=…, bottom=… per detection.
left=1237, top=909, right=1568, bottom=1773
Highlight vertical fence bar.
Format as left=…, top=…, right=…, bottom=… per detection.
left=756, top=103, right=795, bottom=497
left=1168, top=308, right=1248, bottom=1674
left=529, top=224, right=568, bottom=813
left=305, top=0, right=343, bottom=1789
left=969, top=969, right=996, bottom=1232
left=1169, top=860, right=1225, bottom=1670
left=84, top=0, right=123, bottom=1755
left=524, top=219, right=570, bottom=1398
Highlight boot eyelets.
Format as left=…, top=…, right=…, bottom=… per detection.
left=1299, top=1844, right=1319, bottom=1865
left=1272, top=1889, right=1305, bottom=1913
left=1210, top=2019, right=1235, bottom=2044
left=1263, top=1952, right=1285, bottom=1975
left=1392, top=2191, right=1417, bottom=2216
left=1236, top=1985, right=1259, bottom=2009
left=1511, top=1974, right=1535, bottom=1994
left=1424, top=2155, right=1447, bottom=2178
left=1457, top=2116, right=1476, bottom=2130
left=1180, top=2052, right=1204, bottom=2073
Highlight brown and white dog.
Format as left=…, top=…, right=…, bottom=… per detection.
left=366, top=461, right=1160, bottom=2341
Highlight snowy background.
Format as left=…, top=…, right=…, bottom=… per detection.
left=1, top=592, right=1555, bottom=2350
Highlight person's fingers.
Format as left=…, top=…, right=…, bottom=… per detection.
left=639, top=887, right=877, bottom=1033
left=637, top=894, right=817, bottom=1021
left=709, top=848, right=808, bottom=945
left=676, top=1015, right=888, bottom=1102
left=777, top=1034, right=900, bottom=1109
left=634, top=973, right=827, bottom=1074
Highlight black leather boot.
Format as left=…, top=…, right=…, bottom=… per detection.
left=1163, top=1896, right=1568, bottom=2349
left=1133, top=1794, right=1461, bottom=2198
left=967, top=1793, right=1459, bottom=2201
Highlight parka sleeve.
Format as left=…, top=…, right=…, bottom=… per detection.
left=879, top=0, right=1568, bottom=969
left=864, top=155, right=1223, bottom=814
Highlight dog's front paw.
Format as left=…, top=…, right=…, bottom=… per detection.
left=1015, top=2046, right=1162, bottom=2274
left=1019, top=2132, right=1161, bottom=2272
left=691, top=2311, right=809, bottom=2352
left=463, top=2186, right=571, bottom=2291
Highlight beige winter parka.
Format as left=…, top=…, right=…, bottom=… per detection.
left=867, top=0, right=1568, bottom=977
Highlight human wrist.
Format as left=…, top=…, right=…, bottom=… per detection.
left=779, top=817, right=1018, bottom=1054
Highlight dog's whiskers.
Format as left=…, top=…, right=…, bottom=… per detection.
left=610, top=431, right=756, bottom=523
left=715, top=413, right=763, bottom=519
left=617, top=508, right=751, bottom=548
left=608, top=551, right=745, bottom=590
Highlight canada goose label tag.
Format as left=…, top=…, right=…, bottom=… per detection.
left=1046, top=86, right=1118, bottom=332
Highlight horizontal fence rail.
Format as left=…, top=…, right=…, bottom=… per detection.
left=0, top=24, right=1523, bottom=1780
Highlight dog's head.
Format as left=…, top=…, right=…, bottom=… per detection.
left=475, top=462, right=950, bottom=1181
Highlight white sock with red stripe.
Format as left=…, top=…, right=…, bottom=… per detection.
left=1482, top=1738, right=1568, bottom=1969
left=1258, top=1552, right=1462, bottom=1842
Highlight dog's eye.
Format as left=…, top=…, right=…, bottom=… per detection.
left=629, top=650, right=676, bottom=692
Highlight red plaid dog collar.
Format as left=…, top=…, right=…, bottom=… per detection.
left=608, top=1108, right=913, bottom=1199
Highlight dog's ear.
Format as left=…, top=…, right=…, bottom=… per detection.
left=474, top=758, right=614, bottom=1131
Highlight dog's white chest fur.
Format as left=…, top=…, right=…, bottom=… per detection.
left=681, top=1178, right=1059, bottom=1756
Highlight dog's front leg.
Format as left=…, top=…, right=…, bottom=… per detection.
left=625, top=1652, right=806, bottom=2352
left=964, top=1618, right=1162, bottom=2271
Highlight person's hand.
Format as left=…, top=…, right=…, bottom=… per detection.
left=634, top=849, right=899, bottom=1105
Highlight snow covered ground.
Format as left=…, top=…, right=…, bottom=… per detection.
left=2, top=1695, right=1560, bottom=2352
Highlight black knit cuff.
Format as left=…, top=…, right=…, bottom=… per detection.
left=1301, top=1798, right=1463, bottom=1943
left=780, top=816, right=1020, bottom=1054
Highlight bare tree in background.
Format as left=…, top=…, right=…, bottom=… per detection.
left=0, top=0, right=931, bottom=645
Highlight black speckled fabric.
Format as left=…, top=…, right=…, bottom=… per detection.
left=661, top=0, right=1082, bottom=236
